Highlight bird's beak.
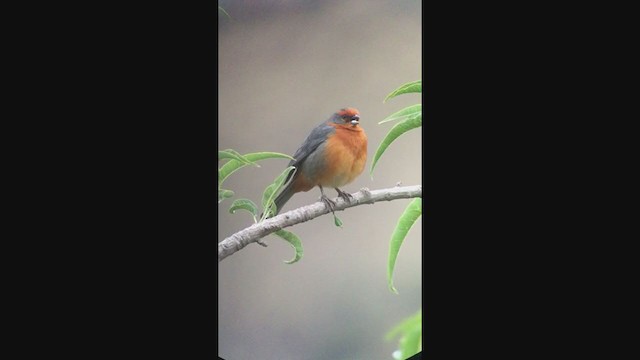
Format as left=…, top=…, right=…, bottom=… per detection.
left=350, top=116, right=360, bottom=126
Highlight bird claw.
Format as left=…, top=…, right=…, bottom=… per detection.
left=335, top=188, right=353, bottom=204
left=321, top=195, right=336, bottom=215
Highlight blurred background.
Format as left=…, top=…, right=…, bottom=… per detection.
left=218, top=1, right=421, bottom=359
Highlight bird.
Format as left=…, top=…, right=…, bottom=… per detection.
left=269, top=107, right=367, bottom=217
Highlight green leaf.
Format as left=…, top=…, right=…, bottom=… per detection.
left=273, top=229, right=303, bottom=264
left=399, top=326, right=422, bottom=360
left=387, top=198, right=422, bottom=294
left=384, top=80, right=422, bottom=103
left=229, top=198, right=259, bottom=222
left=386, top=309, right=422, bottom=360
left=370, top=112, right=422, bottom=176
left=378, top=104, right=422, bottom=124
left=385, top=309, right=422, bottom=340
left=260, top=166, right=296, bottom=222
left=218, top=189, right=235, bottom=203
left=334, top=216, right=343, bottom=227
left=218, top=149, right=259, bottom=167
left=218, top=152, right=294, bottom=188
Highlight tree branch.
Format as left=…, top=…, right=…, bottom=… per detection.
left=218, top=185, right=422, bottom=262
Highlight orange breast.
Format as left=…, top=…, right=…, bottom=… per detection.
left=316, top=125, right=367, bottom=188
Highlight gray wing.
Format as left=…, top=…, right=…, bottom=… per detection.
left=284, top=122, right=335, bottom=182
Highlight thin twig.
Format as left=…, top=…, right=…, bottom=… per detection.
left=218, top=185, right=422, bottom=262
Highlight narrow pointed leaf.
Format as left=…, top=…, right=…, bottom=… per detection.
left=401, top=327, right=422, bottom=360
left=218, top=152, right=294, bottom=188
left=384, top=80, right=422, bottom=103
left=386, top=310, right=422, bottom=360
left=273, top=229, right=303, bottom=264
left=388, top=198, right=422, bottom=294
left=260, top=166, right=296, bottom=221
left=385, top=309, right=422, bottom=340
left=229, top=198, right=259, bottom=222
left=378, top=104, right=422, bottom=124
left=370, top=113, right=422, bottom=176
left=218, top=149, right=259, bottom=167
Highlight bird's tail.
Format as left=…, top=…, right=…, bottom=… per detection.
left=271, top=183, right=295, bottom=217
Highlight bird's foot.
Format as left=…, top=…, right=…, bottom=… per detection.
left=320, top=195, right=336, bottom=215
left=335, top=188, right=353, bottom=204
